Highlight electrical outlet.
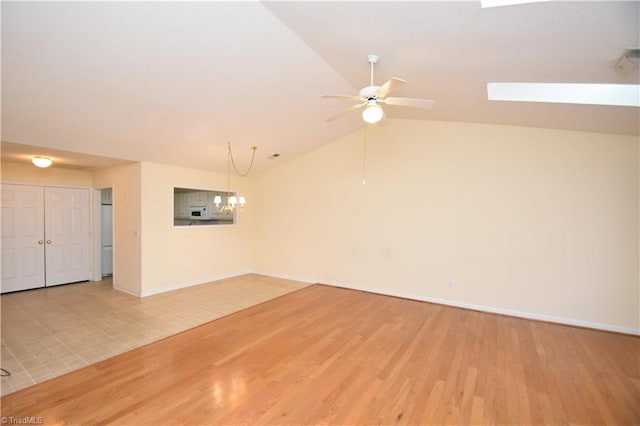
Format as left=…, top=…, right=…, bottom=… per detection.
left=448, top=279, right=455, bottom=288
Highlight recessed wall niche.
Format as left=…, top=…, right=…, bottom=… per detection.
left=173, top=187, right=235, bottom=226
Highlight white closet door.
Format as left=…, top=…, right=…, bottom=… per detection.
left=44, top=187, right=91, bottom=286
left=1, top=184, right=46, bottom=292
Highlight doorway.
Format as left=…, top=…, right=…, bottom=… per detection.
left=100, top=188, right=113, bottom=278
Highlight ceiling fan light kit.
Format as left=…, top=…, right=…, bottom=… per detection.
left=321, top=54, right=434, bottom=124
left=362, top=101, right=384, bottom=124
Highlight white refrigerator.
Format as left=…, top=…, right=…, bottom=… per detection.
left=101, top=205, right=113, bottom=276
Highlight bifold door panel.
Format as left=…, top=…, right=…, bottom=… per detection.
left=1, top=184, right=91, bottom=293
left=1, top=185, right=46, bottom=292
left=44, top=187, right=91, bottom=286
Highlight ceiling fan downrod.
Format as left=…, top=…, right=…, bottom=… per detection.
left=368, top=54, right=379, bottom=87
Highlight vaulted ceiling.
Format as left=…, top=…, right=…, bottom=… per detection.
left=2, top=1, right=638, bottom=172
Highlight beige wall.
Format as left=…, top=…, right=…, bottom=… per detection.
left=3, top=120, right=638, bottom=333
left=139, top=162, right=253, bottom=295
left=0, top=160, right=254, bottom=297
left=93, top=163, right=142, bottom=295
left=1, top=161, right=93, bottom=187
left=253, top=120, right=639, bottom=332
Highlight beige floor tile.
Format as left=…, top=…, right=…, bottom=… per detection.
left=1, top=274, right=308, bottom=395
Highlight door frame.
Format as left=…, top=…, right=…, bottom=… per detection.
left=92, top=187, right=115, bottom=283
left=92, top=188, right=103, bottom=281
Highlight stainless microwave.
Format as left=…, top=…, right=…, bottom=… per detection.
left=189, top=206, right=208, bottom=218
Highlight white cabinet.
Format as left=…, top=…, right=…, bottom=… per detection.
left=188, top=191, right=208, bottom=205
left=102, top=246, right=113, bottom=276
left=174, top=193, right=188, bottom=217
left=101, top=188, right=112, bottom=205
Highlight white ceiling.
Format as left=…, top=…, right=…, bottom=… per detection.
left=2, top=1, right=638, bottom=173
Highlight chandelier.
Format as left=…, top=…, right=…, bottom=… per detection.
left=213, top=143, right=257, bottom=213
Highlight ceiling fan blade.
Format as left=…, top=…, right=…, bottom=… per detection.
left=382, top=97, right=435, bottom=109
left=321, top=94, right=364, bottom=102
left=376, top=78, right=406, bottom=98
left=325, top=103, right=366, bottom=122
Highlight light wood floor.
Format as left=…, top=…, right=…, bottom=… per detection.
left=1, top=274, right=308, bottom=395
left=1, top=284, right=638, bottom=425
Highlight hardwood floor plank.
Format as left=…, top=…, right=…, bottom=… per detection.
left=1, top=284, right=638, bottom=425
left=1, top=275, right=310, bottom=396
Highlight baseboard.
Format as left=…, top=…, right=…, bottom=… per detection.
left=255, top=272, right=640, bottom=336
left=251, top=270, right=316, bottom=285
left=113, top=285, right=141, bottom=297
left=139, top=270, right=252, bottom=297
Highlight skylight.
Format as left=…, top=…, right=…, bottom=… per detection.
left=480, top=0, right=550, bottom=8
left=487, top=83, right=640, bottom=107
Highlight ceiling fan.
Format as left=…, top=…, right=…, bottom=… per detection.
left=321, top=54, right=435, bottom=124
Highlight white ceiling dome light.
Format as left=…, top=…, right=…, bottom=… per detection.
left=32, top=157, right=52, bottom=168
left=362, top=101, right=384, bottom=124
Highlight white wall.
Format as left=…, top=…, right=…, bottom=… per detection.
left=1, top=160, right=255, bottom=297
left=253, top=120, right=639, bottom=333
left=139, top=162, right=253, bottom=296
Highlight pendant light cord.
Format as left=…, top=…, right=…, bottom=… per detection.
left=228, top=143, right=257, bottom=177
left=226, top=144, right=232, bottom=197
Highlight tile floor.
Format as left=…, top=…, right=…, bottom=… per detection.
left=0, top=274, right=308, bottom=396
